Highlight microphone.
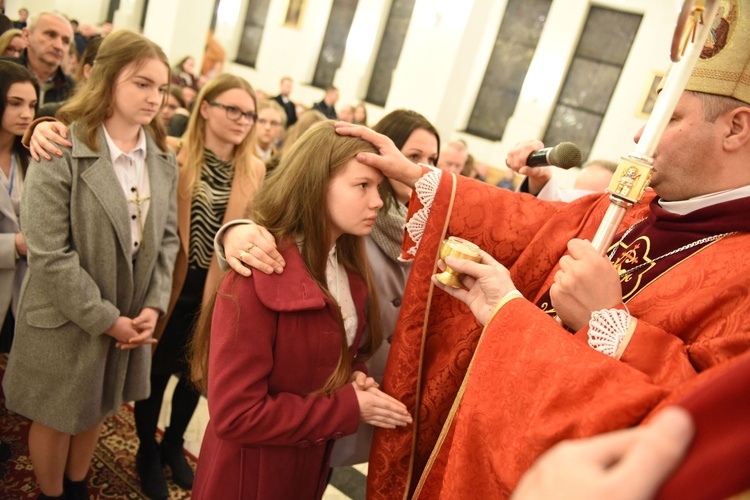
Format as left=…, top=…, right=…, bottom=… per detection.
left=526, top=142, right=582, bottom=169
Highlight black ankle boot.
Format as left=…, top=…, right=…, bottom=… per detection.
left=0, top=440, right=10, bottom=462
left=160, top=433, right=194, bottom=490
left=63, top=476, right=89, bottom=500
left=136, top=445, right=168, bottom=500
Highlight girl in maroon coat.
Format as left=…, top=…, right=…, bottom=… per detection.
left=189, top=121, right=412, bottom=499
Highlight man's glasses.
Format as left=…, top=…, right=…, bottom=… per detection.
left=208, top=101, right=257, bottom=123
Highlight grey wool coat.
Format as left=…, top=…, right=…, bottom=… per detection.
left=3, top=124, right=179, bottom=435
left=0, top=154, right=26, bottom=326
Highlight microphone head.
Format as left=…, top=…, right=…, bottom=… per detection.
left=549, top=142, right=582, bottom=169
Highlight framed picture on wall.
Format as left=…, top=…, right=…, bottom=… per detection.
left=638, top=70, right=664, bottom=118
left=284, top=0, right=307, bottom=29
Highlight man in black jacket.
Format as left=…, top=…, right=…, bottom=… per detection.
left=312, top=85, right=339, bottom=120
left=272, top=76, right=297, bottom=128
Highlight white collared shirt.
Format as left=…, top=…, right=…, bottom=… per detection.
left=102, top=125, right=151, bottom=256
left=0, top=153, right=23, bottom=217
left=295, top=239, right=358, bottom=346
left=659, top=185, right=750, bottom=215
left=326, top=244, right=358, bottom=347
left=255, top=144, right=273, bottom=163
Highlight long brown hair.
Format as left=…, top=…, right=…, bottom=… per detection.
left=0, top=61, right=39, bottom=173
left=190, top=121, right=382, bottom=394
left=56, top=30, right=170, bottom=152
left=179, top=73, right=259, bottom=197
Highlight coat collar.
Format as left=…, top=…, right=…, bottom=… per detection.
left=253, top=242, right=367, bottom=313
left=76, top=124, right=174, bottom=261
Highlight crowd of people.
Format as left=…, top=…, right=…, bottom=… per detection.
left=0, top=4, right=748, bottom=500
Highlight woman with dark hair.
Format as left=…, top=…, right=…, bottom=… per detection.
left=0, top=61, right=37, bottom=354
left=0, top=61, right=36, bottom=465
left=2, top=30, right=180, bottom=499
left=215, top=108, right=440, bottom=466
left=172, top=55, right=197, bottom=90
left=189, top=121, right=411, bottom=499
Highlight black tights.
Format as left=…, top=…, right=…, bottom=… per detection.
left=134, top=267, right=206, bottom=453
left=134, top=371, right=200, bottom=452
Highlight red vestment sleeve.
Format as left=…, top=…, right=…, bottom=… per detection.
left=415, top=298, right=668, bottom=498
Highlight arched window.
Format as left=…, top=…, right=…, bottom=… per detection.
left=542, top=7, right=641, bottom=161
left=366, top=0, right=417, bottom=106
left=312, top=0, right=359, bottom=89
left=466, top=0, right=552, bottom=141
left=236, top=0, right=272, bottom=68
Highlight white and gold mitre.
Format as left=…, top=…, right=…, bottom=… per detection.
left=686, top=0, right=750, bottom=105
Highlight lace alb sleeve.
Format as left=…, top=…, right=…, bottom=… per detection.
left=404, top=167, right=442, bottom=257
left=587, top=308, right=634, bottom=358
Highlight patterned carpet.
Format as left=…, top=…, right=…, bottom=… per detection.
left=0, top=354, right=195, bottom=499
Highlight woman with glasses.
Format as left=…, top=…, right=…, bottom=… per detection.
left=0, top=29, right=26, bottom=57
left=132, top=72, right=265, bottom=499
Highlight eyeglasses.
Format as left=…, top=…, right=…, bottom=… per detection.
left=208, top=101, right=257, bottom=123
left=4, top=48, right=23, bottom=57
left=258, top=118, right=283, bottom=128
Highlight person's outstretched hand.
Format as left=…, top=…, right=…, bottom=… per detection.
left=505, top=139, right=552, bottom=195
left=334, top=122, right=423, bottom=189
left=432, top=250, right=517, bottom=326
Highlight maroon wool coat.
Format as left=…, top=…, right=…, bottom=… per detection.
left=193, top=243, right=368, bottom=500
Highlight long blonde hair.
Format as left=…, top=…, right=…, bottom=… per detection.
left=190, top=121, right=383, bottom=394
left=56, top=30, right=170, bottom=152
left=0, top=29, right=23, bottom=56
left=179, top=73, right=259, bottom=196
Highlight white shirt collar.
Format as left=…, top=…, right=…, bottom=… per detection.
left=658, top=185, right=750, bottom=215
left=102, top=125, right=147, bottom=163
left=256, top=144, right=272, bottom=161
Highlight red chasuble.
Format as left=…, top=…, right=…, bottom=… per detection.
left=367, top=173, right=750, bottom=499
